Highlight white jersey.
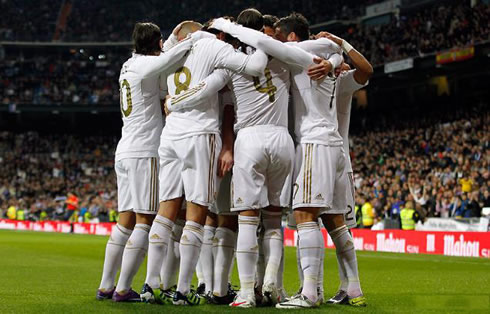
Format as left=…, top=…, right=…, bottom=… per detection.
left=336, top=70, right=368, bottom=172
left=115, top=40, right=192, bottom=161
left=288, top=39, right=343, bottom=146
left=225, top=57, right=290, bottom=132
left=161, top=35, right=267, bottom=140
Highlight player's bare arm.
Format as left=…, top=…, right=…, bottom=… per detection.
left=316, top=31, right=373, bottom=84
left=217, top=103, right=234, bottom=177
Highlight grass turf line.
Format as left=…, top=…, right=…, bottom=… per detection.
left=0, top=230, right=489, bottom=313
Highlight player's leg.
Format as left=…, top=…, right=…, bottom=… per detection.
left=141, top=139, right=184, bottom=302
left=232, top=210, right=260, bottom=308
left=160, top=209, right=186, bottom=293
left=97, top=159, right=135, bottom=299
left=277, top=144, right=324, bottom=309
left=173, top=133, right=220, bottom=305
left=197, top=212, right=217, bottom=296
left=114, top=157, right=160, bottom=302
left=262, top=129, right=294, bottom=305
left=97, top=211, right=134, bottom=299
left=322, top=149, right=365, bottom=307
left=229, top=128, right=268, bottom=308
left=211, top=171, right=238, bottom=303
left=255, top=224, right=265, bottom=305
left=261, top=207, right=283, bottom=305
left=212, top=213, right=237, bottom=304
left=114, top=213, right=154, bottom=300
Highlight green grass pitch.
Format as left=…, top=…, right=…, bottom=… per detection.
left=0, top=230, right=489, bottom=313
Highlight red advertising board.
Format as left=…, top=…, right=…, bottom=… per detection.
left=284, top=228, right=490, bottom=258
left=2, top=219, right=489, bottom=258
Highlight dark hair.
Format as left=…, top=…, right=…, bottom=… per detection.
left=132, top=22, right=162, bottom=55
left=275, top=12, right=310, bottom=41
left=236, top=8, right=264, bottom=31
left=263, top=14, right=279, bottom=28
left=203, top=16, right=237, bottom=45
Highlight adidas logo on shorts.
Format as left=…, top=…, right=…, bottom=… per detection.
left=315, top=193, right=324, bottom=201
left=236, top=197, right=243, bottom=204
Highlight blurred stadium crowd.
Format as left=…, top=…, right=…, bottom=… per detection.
left=0, top=0, right=488, bottom=106
left=1, top=107, right=488, bottom=225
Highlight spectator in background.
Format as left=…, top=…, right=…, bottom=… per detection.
left=459, top=174, right=473, bottom=193
left=361, top=196, right=375, bottom=228
left=400, top=201, right=420, bottom=230
left=465, top=191, right=481, bottom=218
left=64, top=192, right=79, bottom=221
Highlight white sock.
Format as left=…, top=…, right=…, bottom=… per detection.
left=236, top=215, right=259, bottom=298
left=161, top=219, right=184, bottom=290
left=228, top=253, right=235, bottom=283
left=297, top=221, right=322, bottom=303
left=196, top=258, right=204, bottom=287
left=277, top=241, right=285, bottom=290
left=329, top=225, right=362, bottom=297
left=262, top=211, right=283, bottom=287
left=177, top=221, right=204, bottom=294
left=337, top=249, right=348, bottom=291
left=200, top=225, right=216, bottom=294
left=145, top=215, right=173, bottom=289
left=99, top=224, right=132, bottom=290
left=296, top=236, right=304, bottom=288
left=213, top=227, right=236, bottom=296
left=115, top=223, right=150, bottom=293
left=318, top=238, right=325, bottom=296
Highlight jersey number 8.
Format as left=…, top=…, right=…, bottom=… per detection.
left=120, top=79, right=132, bottom=117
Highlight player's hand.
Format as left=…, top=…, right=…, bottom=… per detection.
left=315, top=31, right=343, bottom=46
left=307, top=57, right=332, bottom=81
left=217, top=148, right=233, bottom=177
left=163, top=95, right=171, bottom=116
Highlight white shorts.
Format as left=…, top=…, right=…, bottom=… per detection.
left=209, top=171, right=235, bottom=215
left=292, top=143, right=347, bottom=215
left=159, top=134, right=222, bottom=207
left=115, top=157, right=159, bottom=215
left=231, top=125, right=294, bottom=211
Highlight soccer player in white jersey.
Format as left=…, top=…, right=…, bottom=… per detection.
left=245, top=13, right=346, bottom=309
left=96, top=22, right=193, bottom=302
left=313, top=31, right=373, bottom=307
left=140, top=21, right=268, bottom=306
left=166, top=11, right=340, bottom=308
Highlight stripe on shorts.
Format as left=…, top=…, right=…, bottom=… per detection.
left=303, top=144, right=313, bottom=203
left=207, top=134, right=216, bottom=203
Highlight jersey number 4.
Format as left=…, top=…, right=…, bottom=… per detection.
left=120, top=79, right=132, bottom=117
left=253, top=68, right=277, bottom=103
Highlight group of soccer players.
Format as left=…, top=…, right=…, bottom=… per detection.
left=95, top=7, right=373, bottom=309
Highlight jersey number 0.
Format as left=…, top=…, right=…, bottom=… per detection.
left=120, top=79, right=132, bottom=117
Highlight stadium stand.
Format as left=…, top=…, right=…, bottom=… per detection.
left=0, top=104, right=488, bottom=224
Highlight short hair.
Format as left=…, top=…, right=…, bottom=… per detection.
left=275, top=12, right=310, bottom=41
left=263, top=15, right=279, bottom=28
left=237, top=8, right=264, bottom=31
left=132, top=22, right=162, bottom=55
left=177, top=21, right=203, bottom=40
